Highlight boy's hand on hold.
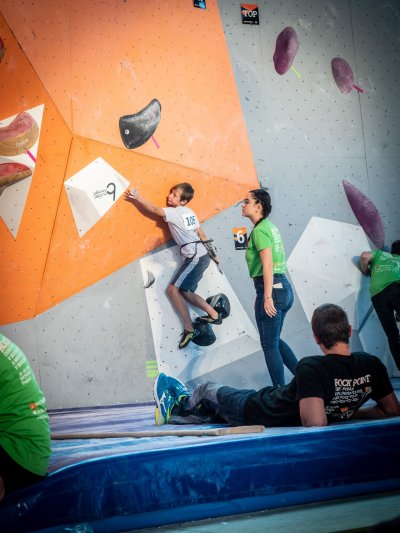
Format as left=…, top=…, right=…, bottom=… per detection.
left=125, top=187, right=139, bottom=202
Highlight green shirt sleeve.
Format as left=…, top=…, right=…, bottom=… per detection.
left=253, top=224, right=273, bottom=251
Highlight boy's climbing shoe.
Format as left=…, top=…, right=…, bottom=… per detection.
left=153, top=373, right=176, bottom=425
left=198, top=312, right=222, bottom=325
left=179, top=329, right=194, bottom=349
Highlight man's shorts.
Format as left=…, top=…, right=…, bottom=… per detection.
left=170, top=253, right=211, bottom=292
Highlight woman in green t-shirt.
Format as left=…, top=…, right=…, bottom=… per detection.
left=242, top=188, right=297, bottom=386
left=360, top=239, right=400, bottom=371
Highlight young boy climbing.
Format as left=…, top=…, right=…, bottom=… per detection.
left=125, top=182, right=223, bottom=349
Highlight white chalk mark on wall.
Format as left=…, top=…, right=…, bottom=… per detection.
left=64, top=157, right=129, bottom=237
left=140, top=247, right=260, bottom=383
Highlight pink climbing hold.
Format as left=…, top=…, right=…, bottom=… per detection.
left=342, top=180, right=385, bottom=250
left=273, top=27, right=299, bottom=75
left=331, top=57, right=354, bottom=94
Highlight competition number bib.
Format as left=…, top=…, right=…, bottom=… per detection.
left=182, top=213, right=198, bottom=231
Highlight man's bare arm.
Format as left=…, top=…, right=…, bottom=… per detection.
left=124, top=188, right=164, bottom=217
left=360, top=251, right=373, bottom=275
left=299, top=397, right=328, bottom=427
left=352, top=392, right=400, bottom=420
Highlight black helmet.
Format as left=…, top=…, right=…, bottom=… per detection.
left=192, top=319, right=216, bottom=346
left=206, top=293, right=230, bottom=319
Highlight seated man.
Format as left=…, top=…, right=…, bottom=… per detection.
left=153, top=303, right=400, bottom=427
left=0, top=333, right=51, bottom=503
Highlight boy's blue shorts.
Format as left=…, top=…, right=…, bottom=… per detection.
left=170, top=253, right=211, bottom=292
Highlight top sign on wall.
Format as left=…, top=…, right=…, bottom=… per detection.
left=241, top=4, right=259, bottom=25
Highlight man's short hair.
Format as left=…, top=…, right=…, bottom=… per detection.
left=311, top=304, right=350, bottom=348
left=391, top=240, right=400, bottom=255
left=173, top=182, right=194, bottom=203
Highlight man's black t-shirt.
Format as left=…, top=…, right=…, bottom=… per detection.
left=244, top=352, right=393, bottom=427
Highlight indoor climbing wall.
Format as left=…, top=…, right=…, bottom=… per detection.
left=0, top=0, right=258, bottom=407
left=0, top=0, right=399, bottom=409
left=0, top=0, right=257, bottom=324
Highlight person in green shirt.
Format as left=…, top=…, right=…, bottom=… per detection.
left=242, top=188, right=298, bottom=386
left=0, top=333, right=51, bottom=502
left=360, top=240, right=400, bottom=371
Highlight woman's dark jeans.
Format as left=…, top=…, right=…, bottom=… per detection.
left=253, top=273, right=298, bottom=386
left=371, top=282, right=400, bottom=370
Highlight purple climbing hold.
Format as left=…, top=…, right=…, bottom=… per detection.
left=331, top=57, right=354, bottom=94
left=343, top=180, right=385, bottom=250
left=273, top=27, right=299, bottom=75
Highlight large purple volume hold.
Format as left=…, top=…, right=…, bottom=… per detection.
left=331, top=57, right=354, bottom=93
left=273, top=27, right=299, bottom=75
left=343, top=180, right=385, bottom=249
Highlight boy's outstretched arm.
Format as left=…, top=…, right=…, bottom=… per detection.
left=125, top=188, right=164, bottom=217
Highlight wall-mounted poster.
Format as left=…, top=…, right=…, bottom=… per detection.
left=241, top=4, right=259, bottom=25
left=194, top=0, right=206, bottom=10
left=233, top=227, right=247, bottom=250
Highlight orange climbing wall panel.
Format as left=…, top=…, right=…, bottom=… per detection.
left=0, top=0, right=258, bottom=325
left=0, top=12, right=72, bottom=323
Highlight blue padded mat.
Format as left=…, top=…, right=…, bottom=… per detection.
left=1, top=398, right=400, bottom=533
